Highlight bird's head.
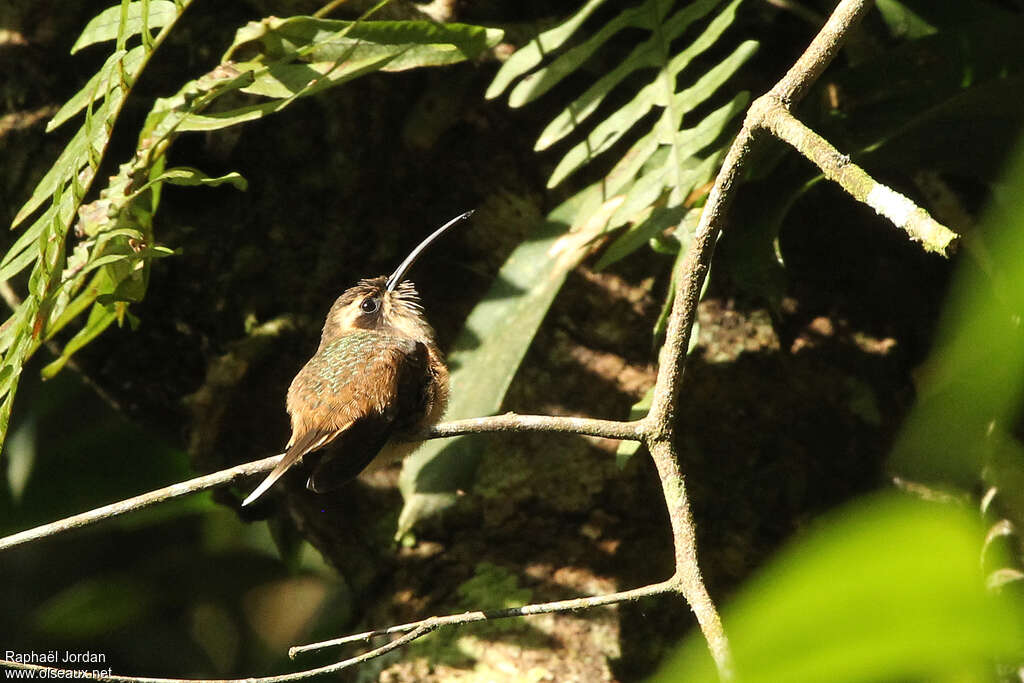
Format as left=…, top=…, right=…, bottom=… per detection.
left=320, top=276, right=433, bottom=345
left=318, top=210, right=473, bottom=347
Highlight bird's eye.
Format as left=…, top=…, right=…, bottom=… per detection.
left=360, top=297, right=380, bottom=314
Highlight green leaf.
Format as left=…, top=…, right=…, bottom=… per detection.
left=875, top=0, right=937, bottom=39
left=535, top=0, right=744, bottom=151
left=397, top=184, right=613, bottom=536
left=41, top=295, right=118, bottom=380
left=0, top=0, right=195, bottom=453
left=225, top=17, right=503, bottom=72
left=490, top=0, right=753, bottom=288
left=546, top=42, right=754, bottom=188
left=0, top=329, right=35, bottom=449
left=35, top=575, right=153, bottom=638
left=655, top=495, right=1024, bottom=682
left=48, top=47, right=145, bottom=131
left=0, top=246, right=40, bottom=285
left=12, top=97, right=115, bottom=228
left=71, top=1, right=179, bottom=54
left=152, top=167, right=248, bottom=190
left=597, top=205, right=694, bottom=271
left=506, top=0, right=674, bottom=108
left=486, top=0, right=610, bottom=99
left=615, top=387, right=653, bottom=468
left=890, top=141, right=1024, bottom=491
left=233, top=52, right=400, bottom=101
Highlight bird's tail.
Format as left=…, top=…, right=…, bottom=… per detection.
left=241, top=429, right=338, bottom=506
left=241, top=450, right=301, bottom=507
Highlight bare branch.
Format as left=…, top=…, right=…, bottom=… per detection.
left=0, top=583, right=676, bottom=683
left=427, top=413, right=648, bottom=441
left=0, top=413, right=643, bottom=552
left=290, top=579, right=675, bottom=657
left=0, top=454, right=284, bottom=552
left=0, top=624, right=433, bottom=683
left=757, top=102, right=959, bottom=254
left=770, top=0, right=874, bottom=105
left=647, top=438, right=731, bottom=676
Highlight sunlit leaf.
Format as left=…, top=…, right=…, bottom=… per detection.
left=48, top=47, right=145, bottom=131
left=655, top=495, right=1024, bottom=682
left=41, top=300, right=118, bottom=380
left=12, top=98, right=115, bottom=228
left=535, top=0, right=746, bottom=152
left=486, top=0, right=609, bottom=99
left=224, top=17, right=503, bottom=72
left=152, top=167, right=248, bottom=190
left=615, top=387, right=653, bottom=467
left=71, top=1, right=179, bottom=54
left=506, top=0, right=676, bottom=108
left=597, top=205, right=695, bottom=271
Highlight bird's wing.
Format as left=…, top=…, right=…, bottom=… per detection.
left=306, top=338, right=432, bottom=492
left=305, top=416, right=393, bottom=492
left=242, top=336, right=430, bottom=505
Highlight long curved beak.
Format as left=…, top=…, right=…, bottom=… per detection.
left=386, top=210, right=474, bottom=292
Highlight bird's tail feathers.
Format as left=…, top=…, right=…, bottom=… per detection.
left=241, top=429, right=339, bottom=506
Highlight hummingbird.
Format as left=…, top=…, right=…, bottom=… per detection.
left=241, top=211, right=472, bottom=506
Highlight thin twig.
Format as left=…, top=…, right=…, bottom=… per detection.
left=0, top=454, right=283, bottom=552
left=0, top=624, right=434, bottom=683
left=0, top=413, right=643, bottom=552
left=290, top=579, right=675, bottom=657
left=429, top=413, right=648, bottom=441
left=0, top=583, right=675, bottom=683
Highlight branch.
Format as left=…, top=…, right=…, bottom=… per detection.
left=756, top=101, right=958, bottom=253
left=0, top=583, right=676, bottom=683
left=770, top=0, right=873, bottom=105
left=428, top=413, right=648, bottom=441
left=0, top=454, right=282, bottom=552
left=290, top=579, right=675, bottom=657
left=0, top=413, right=645, bottom=552
left=0, top=624, right=432, bottom=683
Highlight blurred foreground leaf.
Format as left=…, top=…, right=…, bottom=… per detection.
left=35, top=575, right=153, bottom=639
left=655, top=494, right=1024, bottom=682
left=890, top=138, right=1024, bottom=499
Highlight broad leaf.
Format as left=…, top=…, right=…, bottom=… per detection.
left=71, top=1, right=179, bottom=53
left=656, top=495, right=1024, bottom=682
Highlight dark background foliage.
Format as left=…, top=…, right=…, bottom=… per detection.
left=2, top=0, right=1023, bottom=680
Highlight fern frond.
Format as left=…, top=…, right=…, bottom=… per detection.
left=489, top=0, right=757, bottom=266
left=0, top=3, right=503, bottom=452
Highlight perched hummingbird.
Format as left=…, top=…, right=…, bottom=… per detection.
left=241, top=211, right=472, bottom=506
